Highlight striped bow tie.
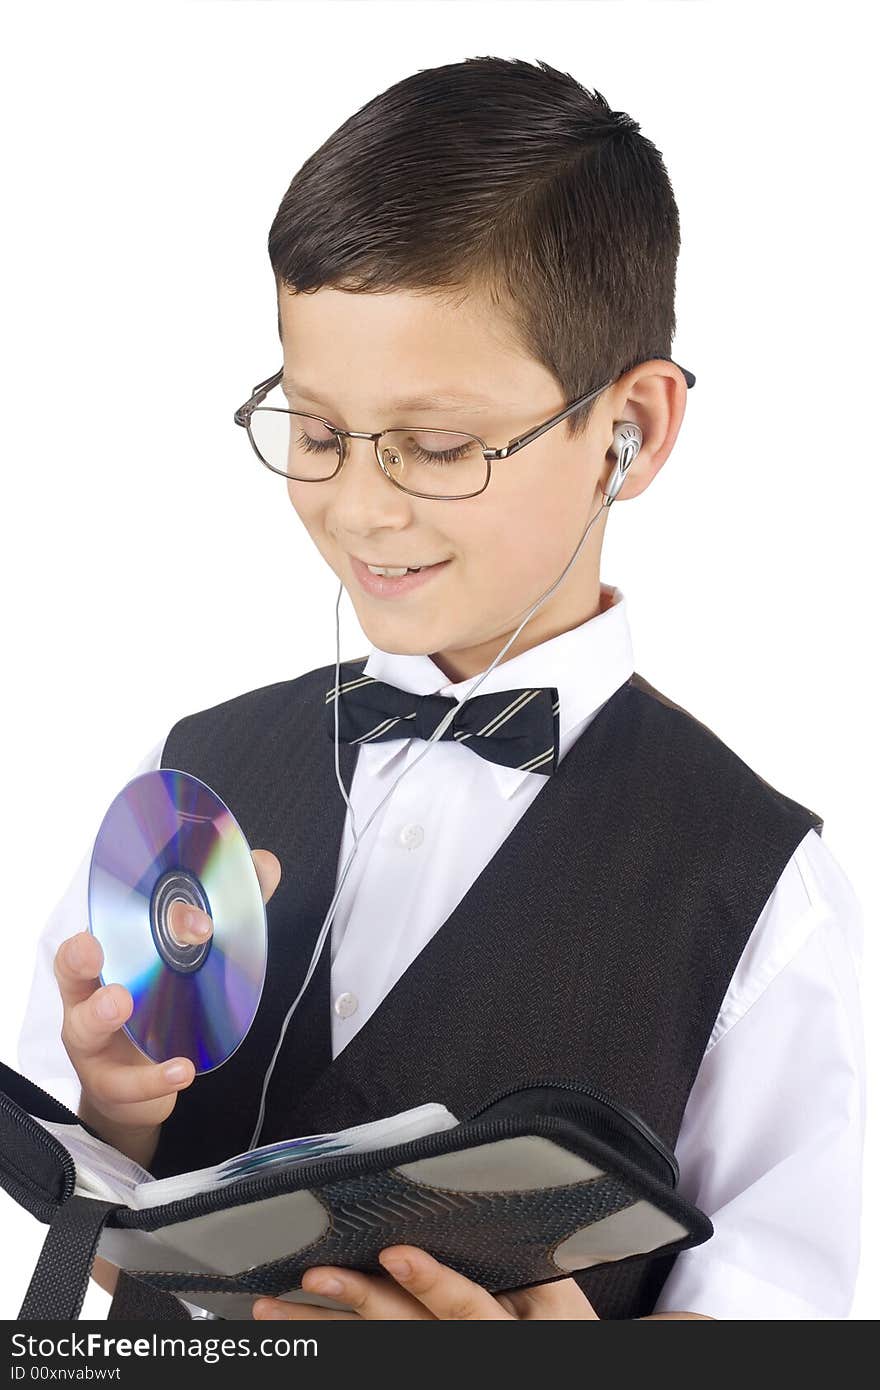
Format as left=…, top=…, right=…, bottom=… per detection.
left=325, top=663, right=561, bottom=776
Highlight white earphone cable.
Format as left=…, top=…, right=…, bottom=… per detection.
left=246, top=424, right=631, bottom=1149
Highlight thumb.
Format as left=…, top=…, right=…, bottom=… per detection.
left=251, top=849, right=282, bottom=904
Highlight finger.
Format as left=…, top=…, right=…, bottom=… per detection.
left=62, top=982, right=136, bottom=1057
left=502, top=1276, right=601, bottom=1321
left=167, top=899, right=213, bottom=946
left=251, top=849, right=282, bottom=904
left=75, top=1055, right=196, bottom=1107
left=298, top=1266, right=434, bottom=1321
left=377, top=1247, right=512, bottom=1321
left=54, top=932, right=105, bottom=1009
left=164, top=854, right=278, bottom=944
left=252, top=1297, right=359, bottom=1322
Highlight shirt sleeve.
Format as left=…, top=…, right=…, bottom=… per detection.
left=652, top=827, right=866, bottom=1320
left=16, top=737, right=168, bottom=1112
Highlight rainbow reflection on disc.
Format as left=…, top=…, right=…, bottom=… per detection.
left=88, top=769, right=268, bottom=1073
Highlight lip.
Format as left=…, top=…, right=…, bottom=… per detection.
left=349, top=554, right=452, bottom=598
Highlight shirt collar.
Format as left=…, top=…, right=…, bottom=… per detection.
left=352, top=581, right=635, bottom=799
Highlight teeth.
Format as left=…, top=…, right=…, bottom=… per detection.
left=366, top=564, right=421, bottom=576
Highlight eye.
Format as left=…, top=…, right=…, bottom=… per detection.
left=409, top=441, right=472, bottom=466
left=399, top=431, right=481, bottom=467
left=296, top=428, right=337, bottom=454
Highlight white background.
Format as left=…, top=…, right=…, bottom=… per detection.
left=0, top=1, right=876, bottom=1320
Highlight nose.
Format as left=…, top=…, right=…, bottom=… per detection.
left=328, top=434, right=414, bottom=528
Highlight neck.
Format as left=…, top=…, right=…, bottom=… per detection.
left=429, top=583, right=607, bottom=684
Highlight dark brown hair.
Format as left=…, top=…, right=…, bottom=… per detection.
left=268, top=56, right=682, bottom=437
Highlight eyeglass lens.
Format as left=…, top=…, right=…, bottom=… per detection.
left=248, top=404, right=488, bottom=498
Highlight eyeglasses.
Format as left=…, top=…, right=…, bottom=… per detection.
left=234, top=358, right=695, bottom=501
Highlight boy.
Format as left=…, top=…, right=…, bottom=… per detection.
left=18, top=57, right=864, bottom=1320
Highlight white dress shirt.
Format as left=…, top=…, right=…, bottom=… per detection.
left=17, top=582, right=866, bottom=1319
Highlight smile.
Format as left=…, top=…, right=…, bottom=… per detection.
left=349, top=554, right=452, bottom=598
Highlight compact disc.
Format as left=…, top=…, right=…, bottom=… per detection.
left=88, top=768, right=268, bottom=1073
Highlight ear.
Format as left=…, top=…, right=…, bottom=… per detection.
left=602, top=363, right=688, bottom=502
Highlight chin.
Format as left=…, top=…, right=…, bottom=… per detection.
left=353, top=610, right=436, bottom=657
left=361, top=628, right=434, bottom=658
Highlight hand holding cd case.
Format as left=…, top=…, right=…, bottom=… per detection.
left=0, top=1060, right=712, bottom=1321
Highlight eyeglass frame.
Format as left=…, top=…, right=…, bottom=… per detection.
left=233, top=357, right=696, bottom=501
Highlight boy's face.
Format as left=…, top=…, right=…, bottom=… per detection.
left=278, top=285, right=621, bottom=682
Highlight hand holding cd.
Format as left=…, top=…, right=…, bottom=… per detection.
left=54, top=847, right=280, bottom=1145
left=87, top=768, right=273, bottom=1078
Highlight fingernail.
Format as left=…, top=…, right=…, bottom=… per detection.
left=67, top=937, right=85, bottom=969
left=252, top=1300, right=270, bottom=1319
left=164, top=1062, right=190, bottom=1084
left=380, top=1256, right=412, bottom=1280
left=95, top=991, right=117, bottom=1020
left=187, top=909, right=211, bottom=937
left=309, top=1276, right=344, bottom=1296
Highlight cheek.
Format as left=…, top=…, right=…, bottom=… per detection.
left=476, top=478, right=552, bottom=568
left=286, top=479, right=317, bottom=520
left=485, top=466, right=585, bottom=588
left=286, top=482, right=331, bottom=551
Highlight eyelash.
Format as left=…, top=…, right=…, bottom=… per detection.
left=296, top=431, right=471, bottom=467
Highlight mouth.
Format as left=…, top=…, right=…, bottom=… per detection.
left=349, top=554, right=453, bottom=598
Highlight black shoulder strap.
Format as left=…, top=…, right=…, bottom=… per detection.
left=18, top=1195, right=193, bottom=1321
left=19, top=1196, right=116, bottom=1320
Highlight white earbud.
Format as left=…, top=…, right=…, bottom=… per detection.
left=603, top=422, right=643, bottom=506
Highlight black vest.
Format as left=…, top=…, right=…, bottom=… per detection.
left=147, top=662, right=823, bottom=1318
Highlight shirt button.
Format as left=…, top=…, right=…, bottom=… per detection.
left=398, top=823, right=425, bottom=849
left=333, top=991, right=358, bottom=1019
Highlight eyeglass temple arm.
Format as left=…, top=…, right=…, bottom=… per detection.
left=251, top=367, right=284, bottom=400
left=491, top=358, right=694, bottom=459
left=234, top=368, right=285, bottom=428
left=491, top=379, right=615, bottom=459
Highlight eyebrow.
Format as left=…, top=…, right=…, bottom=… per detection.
left=280, top=376, right=497, bottom=415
